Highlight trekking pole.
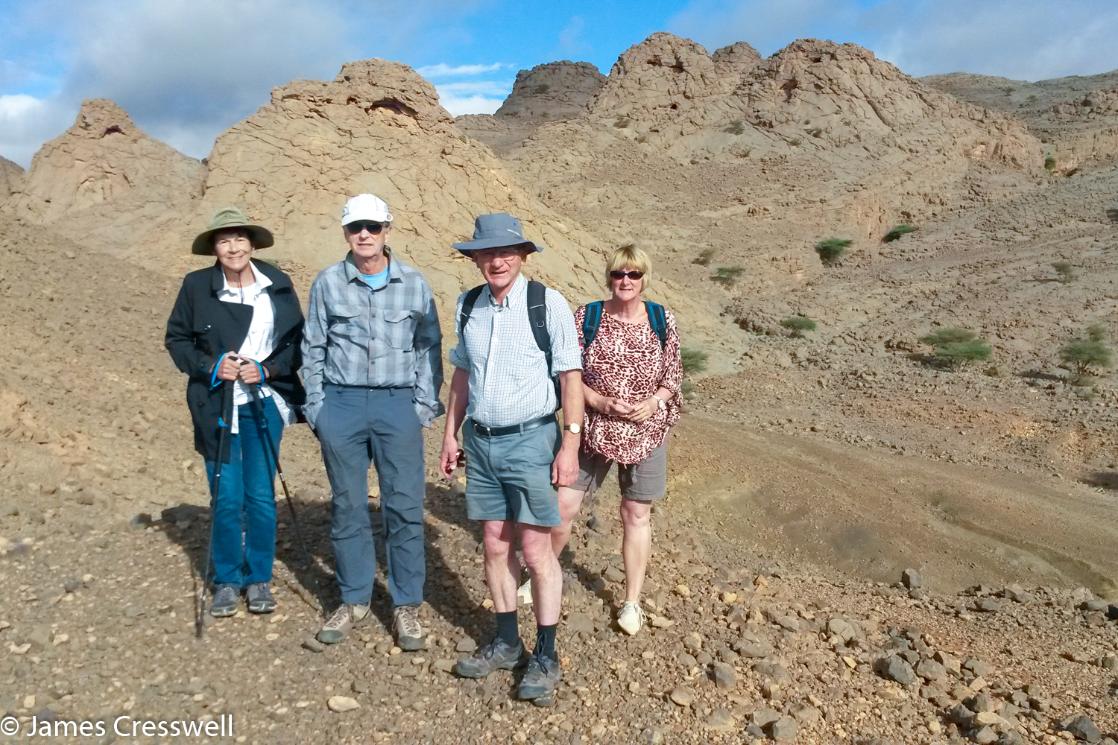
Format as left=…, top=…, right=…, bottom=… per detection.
left=196, top=381, right=232, bottom=639
left=247, top=384, right=312, bottom=570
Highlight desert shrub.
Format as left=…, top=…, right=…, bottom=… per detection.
left=1060, top=327, right=1113, bottom=380
left=614, top=116, right=632, bottom=129
left=815, top=238, right=852, bottom=266
left=693, top=248, right=716, bottom=266
left=1052, top=261, right=1075, bottom=283
left=1044, top=154, right=1056, bottom=171
left=883, top=224, right=917, bottom=242
left=711, top=266, right=745, bottom=285
left=681, top=380, right=696, bottom=399
left=780, top=316, right=817, bottom=337
left=918, top=327, right=992, bottom=367
left=681, top=347, right=708, bottom=375
left=724, top=120, right=745, bottom=135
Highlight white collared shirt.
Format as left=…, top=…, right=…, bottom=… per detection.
left=217, top=265, right=295, bottom=434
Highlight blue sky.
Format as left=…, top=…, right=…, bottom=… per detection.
left=2, top=0, right=1117, bottom=167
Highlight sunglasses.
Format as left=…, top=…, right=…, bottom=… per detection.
left=609, top=270, right=644, bottom=280
left=345, top=221, right=385, bottom=235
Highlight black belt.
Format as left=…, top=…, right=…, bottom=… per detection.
left=470, top=415, right=555, bottom=438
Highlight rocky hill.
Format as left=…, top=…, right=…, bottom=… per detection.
left=199, top=59, right=622, bottom=306
left=926, top=71, right=1118, bottom=169
left=0, top=155, right=22, bottom=198
left=495, top=61, right=606, bottom=121
left=7, top=99, right=203, bottom=239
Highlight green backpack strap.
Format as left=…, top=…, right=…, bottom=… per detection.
left=645, top=301, right=668, bottom=348
left=581, top=301, right=605, bottom=349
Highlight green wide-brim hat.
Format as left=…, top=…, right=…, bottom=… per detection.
left=191, top=207, right=275, bottom=255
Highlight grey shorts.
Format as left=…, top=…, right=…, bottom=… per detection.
left=462, top=420, right=561, bottom=527
left=572, top=442, right=668, bottom=503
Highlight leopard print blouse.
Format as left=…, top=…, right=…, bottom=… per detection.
left=575, top=304, right=683, bottom=465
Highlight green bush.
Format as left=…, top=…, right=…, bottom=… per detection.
left=693, top=248, right=716, bottom=266
left=614, top=116, right=632, bottom=129
left=1060, top=327, right=1113, bottom=379
left=1052, top=261, right=1074, bottom=283
left=883, top=224, right=917, bottom=242
left=681, top=347, right=708, bottom=375
left=780, top=315, right=817, bottom=337
left=919, top=327, right=992, bottom=367
left=1044, top=154, right=1056, bottom=171
left=711, top=266, right=745, bottom=285
left=724, top=120, right=745, bottom=135
left=815, top=238, right=852, bottom=266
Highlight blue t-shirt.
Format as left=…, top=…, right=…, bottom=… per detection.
left=359, top=267, right=390, bottom=290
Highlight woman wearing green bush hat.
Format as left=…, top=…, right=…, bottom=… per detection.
left=165, top=207, right=305, bottom=618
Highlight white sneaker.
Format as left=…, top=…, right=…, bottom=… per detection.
left=617, top=601, right=645, bottom=636
left=517, top=577, right=533, bottom=606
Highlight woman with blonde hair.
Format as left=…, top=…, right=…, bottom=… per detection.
left=555, top=244, right=682, bottom=635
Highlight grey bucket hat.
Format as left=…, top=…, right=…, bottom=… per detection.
left=452, top=213, right=545, bottom=255
left=191, top=207, right=275, bottom=256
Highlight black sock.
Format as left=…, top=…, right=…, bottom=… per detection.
left=534, top=624, right=557, bottom=660
left=496, top=611, right=519, bottom=645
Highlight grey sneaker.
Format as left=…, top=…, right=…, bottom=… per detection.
left=454, top=637, right=528, bottom=679
left=246, top=583, right=276, bottom=614
left=210, top=585, right=239, bottom=618
left=316, top=603, right=371, bottom=644
left=392, top=605, right=426, bottom=651
left=518, top=653, right=561, bottom=704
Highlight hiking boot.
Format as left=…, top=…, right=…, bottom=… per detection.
left=316, top=603, right=370, bottom=644
left=392, top=605, right=426, bottom=651
left=454, top=637, right=528, bottom=679
left=616, top=601, right=645, bottom=636
left=246, top=583, right=276, bottom=614
left=210, top=585, right=239, bottom=618
left=518, top=653, right=561, bottom=704
left=517, top=577, right=533, bottom=606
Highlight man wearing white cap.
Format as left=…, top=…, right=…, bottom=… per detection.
left=301, top=194, right=444, bottom=648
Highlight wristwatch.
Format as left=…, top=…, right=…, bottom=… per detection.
left=564, top=423, right=582, bottom=434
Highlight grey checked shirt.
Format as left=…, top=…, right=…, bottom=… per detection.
left=450, top=274, right=581, bottom=428
left=301, top=250, right=444, bottom=428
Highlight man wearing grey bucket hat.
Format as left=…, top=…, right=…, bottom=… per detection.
left=439, top=212, right=584, bottom=705
left=300, top=193, right=444, bottom=649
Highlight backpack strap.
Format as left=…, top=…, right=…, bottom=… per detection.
left=458, top=284, right=486, bottom=339
left=582, top=301, right=605, bottom=349
left=645, top=300, right=668, bottom=349
left=526, top=280, right=552, bottom=376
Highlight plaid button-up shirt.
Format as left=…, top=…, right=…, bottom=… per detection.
left=450, top=274, right=581, bottom=427
left=301, top=250, right=444, bottom=428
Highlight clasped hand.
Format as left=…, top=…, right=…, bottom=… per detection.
left=597, top=395, right=658, bottom=423
left=215, top=353, right=265, bottom=385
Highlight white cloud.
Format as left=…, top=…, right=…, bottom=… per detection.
left=435, top=91, right=505, bottom=116
left=667, top=0, right=1118, bottom=81
left=558, top=16, right=589, bottom=56
left=417, top=62, right=508, bottom=78
left=0, top=94, right=70, bottom=167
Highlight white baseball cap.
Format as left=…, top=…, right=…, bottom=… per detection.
left=341, top=193, right=393, bottom=226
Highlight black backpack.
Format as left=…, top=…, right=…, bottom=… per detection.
left=458, top=280, right=561, bottom=405
left=581, top=300, right=668, bottom=350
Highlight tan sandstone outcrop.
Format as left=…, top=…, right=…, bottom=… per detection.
left=0, top=156, right=23, bottom=201
left=495, top=61, right=606, bottom=121
left=13, top=99, right=203, bottom=225
left=200, top=59, right=614, bottom=303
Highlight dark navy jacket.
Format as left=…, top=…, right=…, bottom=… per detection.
left=165, top=259, right=305, bottom=461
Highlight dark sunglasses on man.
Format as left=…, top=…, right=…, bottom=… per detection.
left=345, top=221, right=385, bottom=235
left=609, top=270, right=644, bottom=280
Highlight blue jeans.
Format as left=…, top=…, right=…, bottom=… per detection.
left=204, top=397, right=283, bottom=587
left=316, top=385, right=426, bottom=606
